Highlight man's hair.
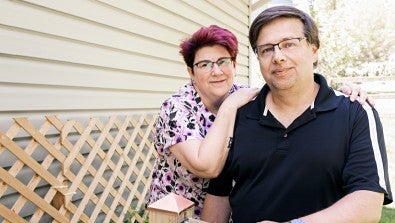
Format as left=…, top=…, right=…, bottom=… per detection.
left=249, top=6, right=320, bottom=66
left=179, top=25, right=238, bottom=69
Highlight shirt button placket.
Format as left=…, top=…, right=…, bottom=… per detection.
left=277, top=131, right=290, bottom=151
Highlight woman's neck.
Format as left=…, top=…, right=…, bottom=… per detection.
left=193, top=83, right=230, bottom=115
left=201, top=93, right=229, bottom=115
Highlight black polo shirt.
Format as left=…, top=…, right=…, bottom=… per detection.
left=207, top=74, right=392, bottom=223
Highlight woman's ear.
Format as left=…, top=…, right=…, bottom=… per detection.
left=187, top=66, right=194, bottom=78
left=187, top=66, right=195, bottom=82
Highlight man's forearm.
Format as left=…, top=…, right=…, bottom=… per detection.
left=201, top=194, right=231, bottom=223
left=299, top=190, right=384, bottom=223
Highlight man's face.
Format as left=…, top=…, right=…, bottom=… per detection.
left=255, top=17, right=318, bottom=91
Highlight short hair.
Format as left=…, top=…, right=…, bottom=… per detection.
left=179, top=25, right=238, bottom=69
left=249, top=6, right=320, bottom=66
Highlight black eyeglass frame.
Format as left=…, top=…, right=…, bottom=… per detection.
left=193, top=57, right=234, bottom=70
left=254, top=37, right=306, bottom=57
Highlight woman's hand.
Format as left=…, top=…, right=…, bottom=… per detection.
left=339, top=82, right=375, bottom=107
left=222, top=87, right=261, bottom=110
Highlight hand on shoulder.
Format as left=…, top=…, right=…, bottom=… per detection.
left=222, top=87, right=261, bottom=110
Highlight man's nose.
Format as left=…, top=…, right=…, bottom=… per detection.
left=272, top=46, right=286, bottom=63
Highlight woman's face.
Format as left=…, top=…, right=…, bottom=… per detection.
left=188, top=45, right=236, bottom=106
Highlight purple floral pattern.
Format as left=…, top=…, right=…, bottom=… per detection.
left=146, top=82, right=243, bottom=218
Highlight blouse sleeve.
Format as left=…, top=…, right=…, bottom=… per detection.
left=154, top=98, right=204, bottom=156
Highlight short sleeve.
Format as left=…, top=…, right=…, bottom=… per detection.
left=342, top=104, right=392, bottom=204
left=154, top=98, right=204, bottom=156
left=206, top=164, right=233, bottom=196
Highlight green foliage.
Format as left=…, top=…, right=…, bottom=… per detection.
left=380, top=207, right=395, bottom=223
left=294, top=0, right=395, bottom=77
left=124, top=206, right=148, bottom=223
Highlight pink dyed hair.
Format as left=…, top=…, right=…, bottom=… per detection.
left=179, top=25, right=238, bottom=69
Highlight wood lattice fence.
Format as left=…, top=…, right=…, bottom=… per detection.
left=0, top=114, right=158, bottom=222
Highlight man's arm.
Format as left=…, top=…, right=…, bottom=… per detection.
left=285, top=103, right=387, bottom=223
left=201, top=194, right=231, bottom=223
left=298, top=190, right=384, bottom=223
left=258, top=190, right=383, bottom=223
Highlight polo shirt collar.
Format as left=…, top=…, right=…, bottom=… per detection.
left=246, top=73, right=340, bottom=120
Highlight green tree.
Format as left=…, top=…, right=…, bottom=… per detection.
left=296, top=0, right=395, bottom=77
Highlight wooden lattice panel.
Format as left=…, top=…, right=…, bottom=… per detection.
left=0, top=114, right=158, bottom=223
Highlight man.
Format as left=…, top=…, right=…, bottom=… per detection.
left=201, top=5, right=392, bottom=223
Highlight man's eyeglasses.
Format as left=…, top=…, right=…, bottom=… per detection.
left=194, top=57, right=234, bottom=73
left=254, top=37, right=306, bottom=59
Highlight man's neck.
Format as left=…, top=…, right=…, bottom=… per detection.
left=266, top=82, right=319, bottom=128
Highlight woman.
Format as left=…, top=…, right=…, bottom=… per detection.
left=146, top=25, right=372, bottom=218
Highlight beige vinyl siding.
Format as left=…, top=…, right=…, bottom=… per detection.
left=0, top=1, right=250, bottom=221
left=0, top=0, right=250, bottom=119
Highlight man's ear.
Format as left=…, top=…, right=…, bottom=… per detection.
left=312, top=45, right=319, bottom=64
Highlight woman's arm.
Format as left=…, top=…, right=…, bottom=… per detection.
left=339, top=82, right=375, bottom=107
left=170, top=87, right=260, bottom=178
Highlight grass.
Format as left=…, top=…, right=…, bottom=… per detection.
left=123, top=206, right=395, bottom=222
left=379, top=113, right=395, bottom=223
left=380, top=207, right=395, bottom=223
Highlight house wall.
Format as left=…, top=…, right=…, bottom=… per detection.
left=0, top=0, right=251, bottom=221
left=0, top=0, right=251, bottom=125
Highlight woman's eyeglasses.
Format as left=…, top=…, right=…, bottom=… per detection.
left=193, top=57, right=234, bottom=73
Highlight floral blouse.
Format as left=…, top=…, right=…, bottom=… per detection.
left=146, top=81, right=243, bottom=218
